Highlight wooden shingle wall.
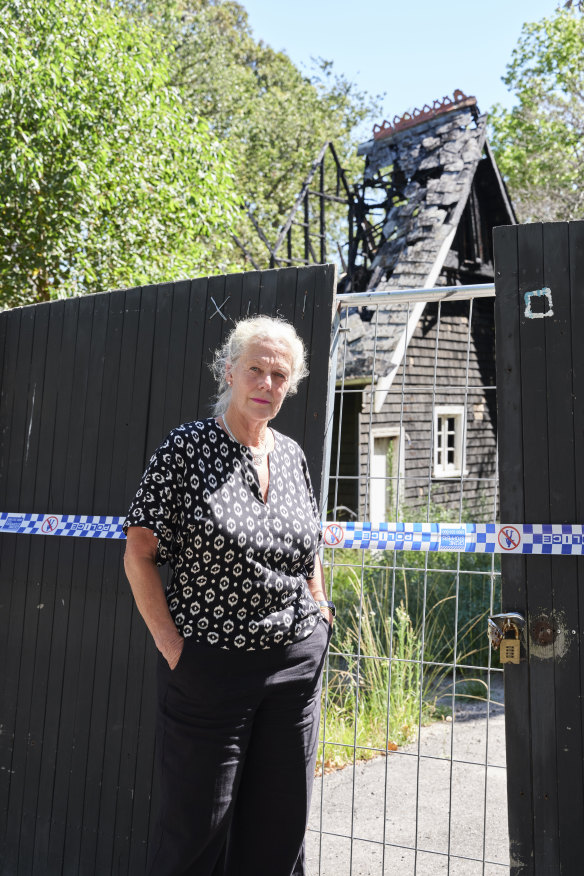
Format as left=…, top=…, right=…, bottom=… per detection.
left=356, top=298, right=497, bottom=520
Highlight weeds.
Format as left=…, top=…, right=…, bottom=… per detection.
left=318, top=511, right=502, bottom=771
left=318, top=572, right=436, bottom=771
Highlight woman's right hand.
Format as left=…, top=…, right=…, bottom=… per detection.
left=124, top=527, right=186, bottom=671
left=164, top=636, right=185, bottom=670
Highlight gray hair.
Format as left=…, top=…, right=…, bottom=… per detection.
left=211, top=315, right=308, bottom=417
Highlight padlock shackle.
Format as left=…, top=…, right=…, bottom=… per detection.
left=490, top=612, right=525, bottom=633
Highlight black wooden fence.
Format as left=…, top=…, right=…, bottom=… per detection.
left=0, top=265, right=337, bottom=875
left=494, top=221, right=584, bottom=875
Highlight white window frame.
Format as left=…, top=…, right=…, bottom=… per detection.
left=433, top=406, right=467, bottom=478
left=368, top=427, right=405, bottom=522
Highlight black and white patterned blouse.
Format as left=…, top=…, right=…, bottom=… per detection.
left=123, top=419, right=323, bottom=650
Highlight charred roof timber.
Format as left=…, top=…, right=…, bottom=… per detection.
left=234, top=89, right=516, bottom=316
left=351, top=89, right=515, bottom=297
left=332, top=90, right=516, bottom=396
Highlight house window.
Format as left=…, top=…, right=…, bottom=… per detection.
left=434, top=407, right=465, bottom=477
left=369, top=430, right=403, bottom=521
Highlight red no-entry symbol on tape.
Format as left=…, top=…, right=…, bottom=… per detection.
left=41, top=515, right=60, bottom=534
left=324, top=524, right=344, bottom=547
left=498, top=525, right=521, bottom=551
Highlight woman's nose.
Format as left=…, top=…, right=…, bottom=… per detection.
left=259, top=373, right=271, bottom=389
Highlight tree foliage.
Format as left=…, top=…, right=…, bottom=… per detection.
left=0, top=0, right=239, bottom=307
left=490, top=7, right=584, bottom=222
left=125, top=0, right=381, bottom=268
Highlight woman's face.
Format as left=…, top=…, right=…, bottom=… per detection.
left=227, top=339, right=293, bottom=423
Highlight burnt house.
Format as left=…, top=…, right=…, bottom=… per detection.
left=328, top=91, right=516, bottom=522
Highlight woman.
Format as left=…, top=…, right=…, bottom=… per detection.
left=123, top=315, right=335, bottom=876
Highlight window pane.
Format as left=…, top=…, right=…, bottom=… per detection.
left=370, top=436, right=389, bottom=521
left=435, top=411, right=463, bottom=475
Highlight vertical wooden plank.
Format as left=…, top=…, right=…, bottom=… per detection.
left=541, top=223, right=584, bottom=871
left=19, top=302, right=65, bottom=872
left=0, top=307, right=22, bottom=867
left=257, top=267, right=278, bottom=317
left=517, top=223, right=559, bottom=872
left=196, top=274, right=226, bottom=420
left=122, top=285, right=157, bottom=495
left=271, top=268, right=307, bottom=445
left=241, top=270, right=261, bottom=322
left=274, top=265, right=297, bottom=326
left=119, top=285, right=161, bottom=876
left=209, top=270, right=245, bottom=410
left=162, top=280, right=192, bottom=435
left=570, top=224, right=584, bottom=784
left=61, top=291, right=111, bottom=873
left=34, top=297, right=79, bottom=869
left=0, top=307, right=18, bottom=506
left=222, top=270, right=244, bottom=329
left=0, top=535, right=18, bottom=853
left=47, top=298, right=81, bottom=512
left=178, top=277, right=209, bottom=426
left=128, top=635, right=158, bottom=876
left=113, top=287, right=155, bottom=876
left=494, top=223, right=534, bottom=875
left=301, top=264, right=336, bottom=498
left=4, top=306, right=35, bottom=508
left=144, top=283, right=174, bottom=456
left=81, top=288, right=129, bottom=874
left=0, top=304, right=7, bottom=444
left=2, top=303, right=41, bottom=875
left=68, top=295, right=106, bottom=508
left=48, top=294, right=98, bottom=872
left=568, top=220, right=584, bottom=870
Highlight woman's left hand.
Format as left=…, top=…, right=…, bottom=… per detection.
left=308, top=556, right=333, bottom=627
left=319, top=607, right=334, bottom=627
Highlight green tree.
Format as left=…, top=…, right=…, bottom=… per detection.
left=490, top=6, right=584, bottom=222
left=124, top=0, right=380, bottom=268
left=0, top=0, right=239, bottom=307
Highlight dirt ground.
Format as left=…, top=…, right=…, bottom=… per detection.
left=306, top=681, right=509, bottom=876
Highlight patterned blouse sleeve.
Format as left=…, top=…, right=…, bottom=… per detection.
left=123, top=431, right=183, bottom=566
left=301, top=450, right=323, bottom=578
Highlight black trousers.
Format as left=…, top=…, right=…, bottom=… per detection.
left=148, top=617, right=332, bottom=876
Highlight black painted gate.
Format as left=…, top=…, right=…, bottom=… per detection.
left=0, top=265, right=336, bottom=875
left=494, top=221, right=584, bottom=875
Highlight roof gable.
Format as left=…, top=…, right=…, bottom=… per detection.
left=360, top=105, right=487, bottom=291
left=340, top=93, right=515, bottom=398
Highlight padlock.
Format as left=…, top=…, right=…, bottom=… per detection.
left=499, top=621, right=521, bottom=665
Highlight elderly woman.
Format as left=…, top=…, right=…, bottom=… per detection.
left=123, top=315, right=335, bottom=876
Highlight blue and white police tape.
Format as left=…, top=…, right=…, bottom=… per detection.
left=2, top=513, right=584, bottom=554
left=322, top=521, right=584, bottom=554
left=0, top=512, right=125, bottom=539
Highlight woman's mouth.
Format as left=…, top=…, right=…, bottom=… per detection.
left=251, top=397, right=270, bottom=405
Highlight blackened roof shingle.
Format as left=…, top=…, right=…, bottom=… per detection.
left=340, top=104, right=489, bottom=382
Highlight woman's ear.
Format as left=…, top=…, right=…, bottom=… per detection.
left=225, top=362, right=232, bottom=386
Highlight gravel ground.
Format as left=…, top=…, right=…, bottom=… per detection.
left=306, top=680, right=509, bottom=876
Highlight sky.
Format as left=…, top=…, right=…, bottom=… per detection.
left=240, top=0, right=562, bottom=139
